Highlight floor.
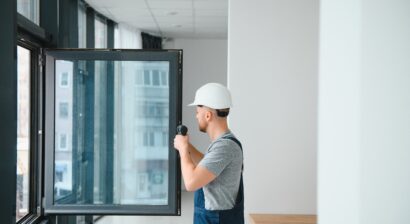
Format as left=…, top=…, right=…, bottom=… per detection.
left=96, top=191, right=195, bottom=224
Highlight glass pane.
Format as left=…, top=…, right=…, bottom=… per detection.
left=95, top=16, right=107, bottom=48
left=16, top=46, right=31, bottom=221
left=54, top=59, right=170, bottom=206
left=78, top=2, right=87, bottom=48
left=17, top=0, right=40, bottom=25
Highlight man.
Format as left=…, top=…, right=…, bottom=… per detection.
left=174, top=83, right=244, bottom=224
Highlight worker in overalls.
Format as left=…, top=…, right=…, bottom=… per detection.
left=174, top=83, right=244, bottom=224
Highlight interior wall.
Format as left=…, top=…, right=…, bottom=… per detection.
left=228, top=0, right=318, bottom=215
left=164, top=38, right=228, bottom=153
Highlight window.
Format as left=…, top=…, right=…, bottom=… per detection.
left=143, top=132, right=155, bottom=147
left=144, top=70, right=151, bottom=85
left=17, top=0, right=39, bottom=25
left=78, top=1, right=87, bottom=48
left=161, top=71, right=168, bottom=86
left=59, top=102, right=69, bottom=118
left=95, top=15, right=107, bottom=48
left=152, top=70, right=160, bottom=86
left=44, top=49, right=182, bottom=215
left=16, top=46, right=31, bottom=221
left=60, top=72, right=69, bottom=87
left=59, top=133, right=68, bottom=150
left=135, top=70, right=144, bottom=85
left=138, top=69, right=169, bottom=87
left=162, top=132, right=168, bottom=147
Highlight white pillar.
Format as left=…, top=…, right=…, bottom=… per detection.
left=318, top=0, right=410, bottom=223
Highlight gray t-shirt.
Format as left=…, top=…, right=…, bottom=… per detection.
left=198, top=131, right=243, bottom=210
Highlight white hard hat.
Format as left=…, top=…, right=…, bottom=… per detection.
left=188, top=83, right=232, bottom=109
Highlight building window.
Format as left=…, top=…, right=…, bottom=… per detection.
left=162, top=132, right=168, bottom=147
left=152, top=70, right=160, bottom=86
left=136, top=70, right=144, bottom=85
left=144, top=70, right=151, bottom=85
left=60, top=72, right=69, bottom=87
left=138, top=69, right=168, bottom=87
left=143, top=132, right=155, bottom=147
left=17, top=0, right=39, bottom=25
left=160, top=71, right=168, bottom=86
left=59, top=133, right=68, bottom=150
left=95, top=15, right=107, bottom=48
left=78, top=1, right=87, bottom=48
left=59, top=102, right=69, bottom=118
left=16, top=46, right=31, bottom=221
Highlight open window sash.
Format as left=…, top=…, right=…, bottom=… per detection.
left=43, top=49, right=182, bottom=215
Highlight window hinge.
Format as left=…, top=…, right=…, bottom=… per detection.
left=178, top=50, right=182, bottom=64
left=38, top=53, right=45, bottom=66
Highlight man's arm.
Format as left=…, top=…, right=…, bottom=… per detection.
left=174, top=135, right=216, bottom=191
left=179, top=150, right=216, bottom=192
left=187, top=143, right=204, bottom=165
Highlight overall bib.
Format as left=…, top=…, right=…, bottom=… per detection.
left=193, top=136, right=244, bottom=224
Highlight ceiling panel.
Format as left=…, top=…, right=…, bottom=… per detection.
left=85, top=0, right=228, bottom=39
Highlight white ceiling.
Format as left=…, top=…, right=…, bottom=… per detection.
left=86, top=0, right=228, bottom=39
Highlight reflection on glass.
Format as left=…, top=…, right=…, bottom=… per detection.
left=17, top=0, right=39, bottom=25
left=95, top=16, right=107, bottom=48
left=54, top=60, right=170, bottom=206
left=78, top=2, right=87, bottom=48
left=16, top=46, right=31, bottom=221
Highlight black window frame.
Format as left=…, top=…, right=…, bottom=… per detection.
left=43, top=49, right=183, bottom=216
left=15, top=35, right=44, bottom=224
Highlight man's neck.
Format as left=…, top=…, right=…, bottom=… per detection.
left=207, top=122, right=229, bottom=141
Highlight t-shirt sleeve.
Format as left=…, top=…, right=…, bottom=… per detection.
left=198, top=140, right=236, bottom=176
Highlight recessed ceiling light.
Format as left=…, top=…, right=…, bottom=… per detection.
left=167, top=11, right=178, bottom=16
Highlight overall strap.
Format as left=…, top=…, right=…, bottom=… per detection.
left=219, top=135, right=245, bottom=224
left=221, top=136, right=242, bottom=150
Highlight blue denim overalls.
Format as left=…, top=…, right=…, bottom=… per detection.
left=193, top=136, right=244, bottom=224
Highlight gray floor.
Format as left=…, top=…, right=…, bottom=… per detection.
left=96, top=191, right=195, bottom=224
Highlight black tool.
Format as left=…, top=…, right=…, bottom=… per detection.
left=176, top=124, right=188, bottom=136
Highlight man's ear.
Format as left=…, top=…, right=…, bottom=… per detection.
left=205, top=110, right=212, bottom=121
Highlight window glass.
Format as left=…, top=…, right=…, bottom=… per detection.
left=78, top=2, right=87, bottom=48
left=54, top=60, right=170, bottom=206
left=59, top=102, right=69, bottom=118
left=60, top=72, right=69, bottom=87
left=144, top=70, right=151, bottom=85
left=16, top=46, right=31, bottom=221
left=17, top=0, right=39, bottom=25
left=160, top=71, right=168, bottom=86
left=95, top=16, right=107, bottom=48
left=152, top=70, right=160, bottom=86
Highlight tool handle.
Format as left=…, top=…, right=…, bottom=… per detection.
left=176, top=125, right=188, bottom=136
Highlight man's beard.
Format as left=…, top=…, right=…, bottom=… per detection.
left=198, top=122, right=207, bottom=133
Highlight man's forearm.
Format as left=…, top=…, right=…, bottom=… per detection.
left=188, top=143, right=204, bottom=165
left=180, top=151, right=196, bottom=190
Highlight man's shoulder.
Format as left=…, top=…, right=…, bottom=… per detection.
left=209, top=136, right=242, bottom=154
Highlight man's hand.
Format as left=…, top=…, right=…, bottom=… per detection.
left=174, top=134, right=190, bottom=156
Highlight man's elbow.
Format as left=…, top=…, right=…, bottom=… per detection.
left=184, top=181, right=199, bottom=192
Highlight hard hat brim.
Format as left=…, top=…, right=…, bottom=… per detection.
left=187, top=102, right=198, bottom=107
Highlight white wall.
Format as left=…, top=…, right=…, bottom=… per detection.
left=318, top=0, right=361, bottom=223
left=228, top=0, right=318, bottom=215
left=319, top=0, right=410, bottom=224
left=165, top=38, right=228, bottom=153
